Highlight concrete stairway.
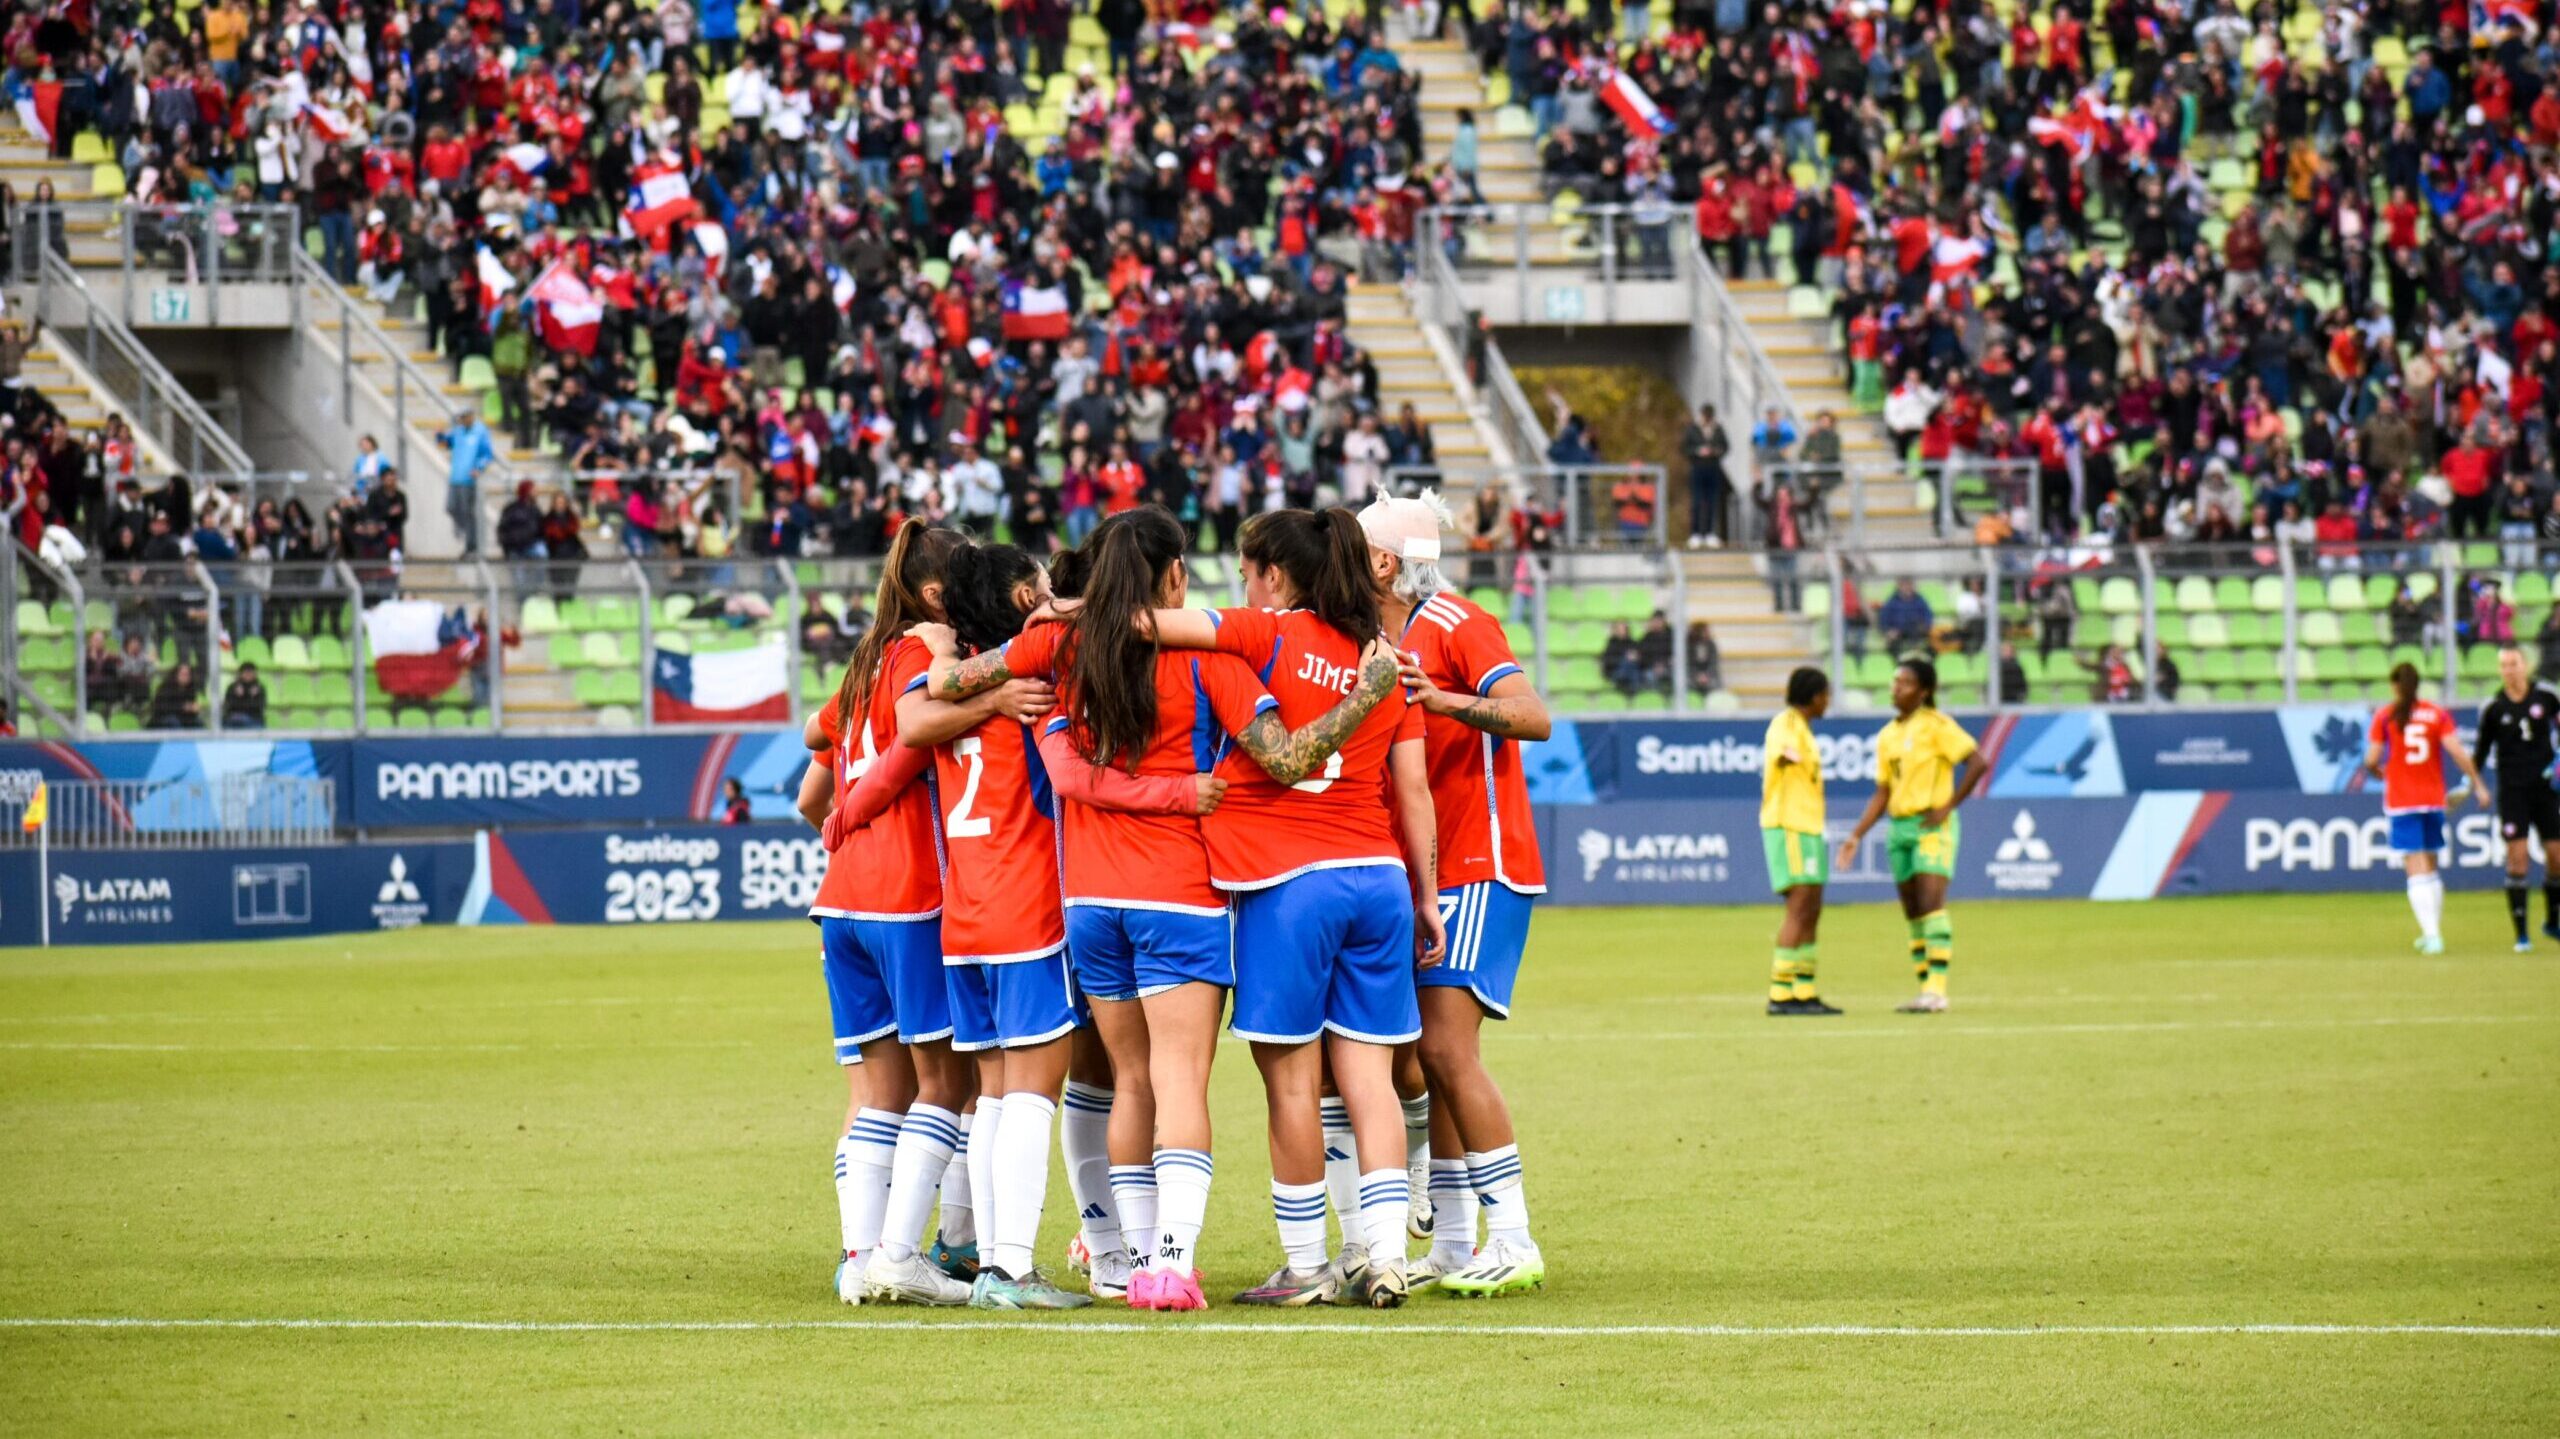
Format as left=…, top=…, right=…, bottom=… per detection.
left=1344, top=278, right=1497, bottom=482
left=1722, top=277, right=1937, bottom=547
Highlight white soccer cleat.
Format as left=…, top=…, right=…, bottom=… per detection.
left=835, top=1252, right=865, bottom=1306
left=1896, top=990, right=1949, bottom=1013
left=863, top=1250, right=972, bottom=1306
left=1357, top=1253, right=1410, bottom=1309
left=1406, top=1153, right=1434, bottom=1240
left=1064, top=1232, right=1092, bottom=1276
left=1086, top=1247, right=1135, bottom=1300
left=1321, top=1244, right=1371, bottom=1307
left=1405, top=1250, right=1469, bottom=1291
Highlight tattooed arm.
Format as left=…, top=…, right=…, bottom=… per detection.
left=1395, top=661, right=1553, bottom=741
left=1230, top=639, right=1400, bottom=787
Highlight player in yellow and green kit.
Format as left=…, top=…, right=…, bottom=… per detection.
left=1839, top=657, right=1986, bottom=1013
left=1761, top=667, right=1841, bottom=1015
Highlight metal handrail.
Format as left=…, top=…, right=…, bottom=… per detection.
left=290, top=245, right=512, bottom=499
left=1416, top=235, right=1550, bottom=472
left=36, top=249, right=252, bottom=478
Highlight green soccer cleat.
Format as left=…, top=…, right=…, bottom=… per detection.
left=927, top=1234, right=980, bottom=1282
left=969, top=1267, right=1094, bottom=1310
left=1435, top=1239, right=1544, bottom=1299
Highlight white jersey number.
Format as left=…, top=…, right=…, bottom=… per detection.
left=946, top=736, right=993, bottom=838
left=2402, top=723, right=2431, bottom=766
left=1291, top=752, right=1344, bottom=795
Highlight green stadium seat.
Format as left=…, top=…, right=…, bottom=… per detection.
left=2228, top=614, right=2270, bottom=646
left=2098, top=576, right=2140, bottom=615
left=1502, top=622, right=1537, bottom=657
left=395, top=707, right=432, bottom=730
left=2312, top=648, right=2352, bottom=683
left=519, top=595, right=562, bottom=635
left=1802, top=584, right=1831, bottom=621
left=433, top=708, right=470, bottom=730
left=2350, top=647, right=2387, bottom=681
left=2249, top=575, right=2285, bottom=613
left=1854, top=651, right=1898, bottom=688
left=2407, top=572, right=2439, bottom=603
left=2072, top=577, right=2102, bottom=613
left=2291, top=651, right=2319, bottom=684
left=2237, top=650, right=2279, bottom=683
left=2326, top=574, right=2369, bottom=611
left=2186, top=612, right=2229, bottom=647
left=310, top=635, right=349, bottom=673
left=457, top=356, right=498, bottom=392
left=2516, top=572, right=2552, bottom=607
left=1584, top=691, right=1630, bottom=713
left=2212, top=577, right=2250, bottom=611
left=1466, top=587, right=1504, bottom=612
left=1940, top=686, right=1983, bottom=708
left=272, top=674, right=317, bottom=707
left=2155, top=614, right=2189, bottom=648
left=2196, top=652, right=2238, bottom=684
left=2071, top=616, right=2112, bottom=650
left=317, top=707, right=351, bottom=730
left=2463, top=543, right=2500, bottom=570
left=1553, top=657, right=1604, bottom=692
left=2361, top=573, right=2398, bottom=609
left=1607, top=586, right=1655, bottom=622
left=583, top=632, right=627, bottom=668
left=234, top=635, right=272, bottom=671
left=557, top=597, right=596, bottom=632
left=1545, top=588, right=1590, bottom=623
left=591, top=596, right=639, bottom=632
left=2174, top=576, right=2215, bottom=613
left=15, top=599, right=57, bottom=635
left=109, top=711, right=140, bottom=732
left=314, top=674, right=354, bottom=707
left=2299, top=612, right=2344, bottom=647
left=2109, top=615, right=2142, bottom=650
left=1624, top=692, right=1669, bottom=713
left=1565, top=623, right=1612, bottom=657
left=596, top=704, right=637, bottom=730
left=2293, top=577, right=2327, bottom=612
left=270, top=634, right=312, bottom=671
left=1937, top=653, right=1980, bottom=686
left=549, top=634, right=587, bottom=670
left=2463, top=646, right=2502, bottom=679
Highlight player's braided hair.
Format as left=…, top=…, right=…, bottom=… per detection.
left=835, top=521, right=964, bottom=734
left=2389, top=661, right=2420, bottom=730
left=1067, top=506, right=1187, bottom=772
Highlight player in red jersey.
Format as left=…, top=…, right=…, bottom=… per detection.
left=1133, top=509, right=1441, bottom=1308
left=2364, top=661, right=2487, bottom=955
left=920, top=506, right=1403, bottom=1310
left=803, top=522, right=1049, bottom=1307
left=1359, top=493, right=1552, bottom=1297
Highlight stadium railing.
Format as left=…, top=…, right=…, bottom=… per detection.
left=34, top=247, right=253, bottom=479
left=502, top=553, right=818, bottom=734
left=477, top=468, right=743, bottom=561
left=1387, top=462, right=1669, bottom=549
left=0, top=774, right=335, bottom=850
left=1756, top=458, right=2041, bottom=550
left=10, top=200, right=301, bottom=320
left=289, top=245, right=509, bottom=499
left=1413, top=222, right=1551, bottom=469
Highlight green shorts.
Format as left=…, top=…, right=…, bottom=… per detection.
left=1886, top=812, right=1961, bottom=884
left=1761, top=827, right=1829, bottom=893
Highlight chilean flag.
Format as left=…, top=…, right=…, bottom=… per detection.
left=299, top=101, right=355, bottom=145
left=530, top=262, right=602, bottom=356
left=2477, top=0, right=2537, bottom=35
left=653, top=639, right=791, bottom=724
left=1001, top=275, right=1072, bottom=341
left=364, top=598, right=479, bottom=701
left=14, top=80, right=61, bottom=147
left=626, top=161, right=699, bottom=239
left=1595, top=67, right=1675, bottom=137
left=1931, top=232, right=1987, bottom=283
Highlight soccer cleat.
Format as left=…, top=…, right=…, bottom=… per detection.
left=2415, top=935, right=2445, bottom=955
left=862, top=1250, right=973, bottom=1306
left=1086, top=1247, right=1134, bottom=1301
left=1152, top=1268, right=1208, bottom=1311
left=1407, top=1151, right=1434, bottom=1240
left=1064, top=1232, right=1091, bottom=1276
left=1124, top=1266, right=1160, bottom=1309
left=1769, top=997, right=1846, bottom=1015
left=1355, top=1254, right=1409, bottom=1309
left=1406, top=1250, right=1468, bottom=1292
left=1321, top=1244, right=1371, bottom=1306
left=1436, top=1239, right=1545, bottom=1299
left=927, top=1233, right=980, bottom=1281
left=970, top=1267, right=1094, bottom=1310
left=835, top=1252, right=865, bottom=1306
left=2518, top=940, right=2535, bottom=954
left=2543, top=920, right=2560, bottom=944
left=1896, top=991, right=1949, bottom=1013
left=1233, top=1265, right=1339, bottom=1307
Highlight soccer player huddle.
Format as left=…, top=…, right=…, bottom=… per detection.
left=797, top=495, right=1550, bottom=1311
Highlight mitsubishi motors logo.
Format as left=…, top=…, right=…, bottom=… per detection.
left=1986, top=810, right=2063, bottom=892
left=371, top=853, right=428, bottom=929
left=1995, top=810, right=2052, bottom=863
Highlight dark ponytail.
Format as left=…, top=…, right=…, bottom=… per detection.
left=2389, top=661, right=2418, bottom=729
left=944, top=542, right=1044, bottom=655
left=836, top=520, right=963, bottom=732
left=1067, top=506, right=1188, bottom=769
left=1047, top=540, right=1094, bottom=601
left=1237, top=506, right=1382, bottom=647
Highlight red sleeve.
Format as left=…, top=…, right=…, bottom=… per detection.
left=1210, top=607, right=1280, bottom=667
left=1445, top=611, right=1526, bottom=696
left=839, top=738, right=930, bottom=830
left=1195, top=652, right=1279, bottom=738
left=2369, top=708, right=2390, bottom=746
left=1000, top=620, right=1063, bottom=681
left=1037, top=723, right=1199, bottom=814
left=883, top=636, right=932, bottom=697
left=812, top=703, right=842, bottom=754
left=2432, top=708, right=2455, bottom=745
left=1394, top=691, right=1425, bottom=745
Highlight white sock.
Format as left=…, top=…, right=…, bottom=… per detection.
left=1271, top=1179, right=1328, bottom=1273
left=1319, top=1096, right=1358, bottom=1248
left=1401, top=1091, right=1431, bottom=1178
left=967, top=1096, right=1003, bottom=1263
left=1468, top=1144, right=1535, bottom=1253
left=1428, top=1158, right=1475, bottom=1265
left=1357, top=1167, right=1409, bottom=1264
left=1153, top=1148, right=1214, bottom=1273
left=988, top=1092, right=1058, bottom=1280
left=1060, top=1081, right=1122, bottom=1259
left=2409, top=872, right=2445, bottom=941
left=876, top=1104, right=961, bottom=1262
left=937, top=1110, right=975, bottom=1247
left=839, top=1107, right=902, bottom=1257
left=1109, top=1163, right=1160, bottom=1272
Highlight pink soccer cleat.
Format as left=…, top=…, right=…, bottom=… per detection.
left=1124, top=1267, right=1161, bottom=1309
left=1154, top=1268, right=1207, bottom=1311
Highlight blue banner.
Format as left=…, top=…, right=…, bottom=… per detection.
left=346, top=733, right=812, bottom=828
left=461, top=824, right=826, bottom=927
left=0, top=839, right=470, bottom=946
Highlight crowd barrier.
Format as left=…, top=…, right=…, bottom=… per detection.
left=0, top=710, right=2516, bottom=946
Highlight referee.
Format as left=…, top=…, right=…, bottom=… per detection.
left=2474, top=646, right=2560, bottom=951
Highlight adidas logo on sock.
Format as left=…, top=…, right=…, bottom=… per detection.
left=1080, top=1203, right=1107, bottom=1220
left=1322, top=1147, right=1349, bottom=1162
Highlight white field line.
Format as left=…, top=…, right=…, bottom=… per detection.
left=0, top=1317, right=2553, bottom=1339
left=0, top=1041, right=757, bottom=1054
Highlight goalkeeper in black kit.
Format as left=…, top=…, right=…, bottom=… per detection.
left=2474, top=647, right=2560, bottom=951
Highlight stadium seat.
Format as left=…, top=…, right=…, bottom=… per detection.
left=2155, top=614, right=2189, bottom=648
left=596, top=704, right=637, bottom=730
left=2299, top=612, right=2344, bottom=647
left=270, top=634, right=312, bottom=671
left=1802, top=584, right=1831, bottom=621
left=2237, top=651, right=2279, bottom=683
left=1545, top=588, right=1589, bottom=622
left=315, top=674, right=355, bottom=707
left=310, top=635, right=349, bottom=673
left=396, top=707, right=432, bottom=730
left=2293, top=577, right=2328, bottom=613
left=234, top=635, right=272, bottom=670
left=557, top=597, right=596, bottom=631
left=590, top=596, right=639, bottom=632
left=15, top=599, right=57, bottom=635
left=2186, top=613, right=2230, bottom=648
left=582, top=633, right=626, bottom=668
left=1466, top=587, right=1504, bottom=613
left=2212, top=577, right=2250, bottom=611
left=272, top=674, right=317, bottom=708
left=519, top=595, right=561, bottom=635
left=2098, top=577, right=2140, bottom=615
left=2249, top=575, right=2284, bottom=613
left=90, top=163, right=125, bottom=199
left=1502, top=622, right=1537, bottom=656
left=457, top=356, right=497, bottom=392
left=1606, top=586, right=1654, bottom=621
left=433, top=708, right=471, bottom=730
left=1702, top=690, right=1741, bottom=714
left=2516, top=572, right=2552, bottom=608
left=69, top=131, right=110, bottom=164
left=549, top=634, right=587, bottom=670
left=2223, top=614, right=2265, bottom=647
left=2174, top=576, right=2215, bottom=613
left=2326, top=573, right=2369, bottom=611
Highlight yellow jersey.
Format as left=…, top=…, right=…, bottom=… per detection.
left=1759, top=708, right=1825, bottom=833
left=1876, top=707, right=1978, bottom=817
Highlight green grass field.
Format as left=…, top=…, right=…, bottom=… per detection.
left=4, top=895, right=2558, bottom=1435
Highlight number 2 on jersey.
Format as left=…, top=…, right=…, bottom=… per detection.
left=946, top=736, right=992, bottom=838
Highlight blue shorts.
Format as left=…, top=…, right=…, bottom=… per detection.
left=1066, top=904, right=1233, bottom=1002
left=1422, top=882, right=1537, bottom=1019
left=946, top=961, right=999, bottom=1053
left=2389, top=810, right=2446, bottom=855
left=988, top=950, right=1086, bottom=1047
left=1229, top=866, right=1420, bottom=1046
left=819, top=915, right=950, bottom=1056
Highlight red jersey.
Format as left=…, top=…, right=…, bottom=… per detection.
left=1399, top=590, right=1545, bottom=893
left=1200, top=608, right=1423, bottom=890
left=996, top=622, right=1268, bottom=913
left=809, top=637, right=943, bottom=920
left=932, top=715, right=1064, bottom=963
left=2371, top=701, right=2455, bottom=814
